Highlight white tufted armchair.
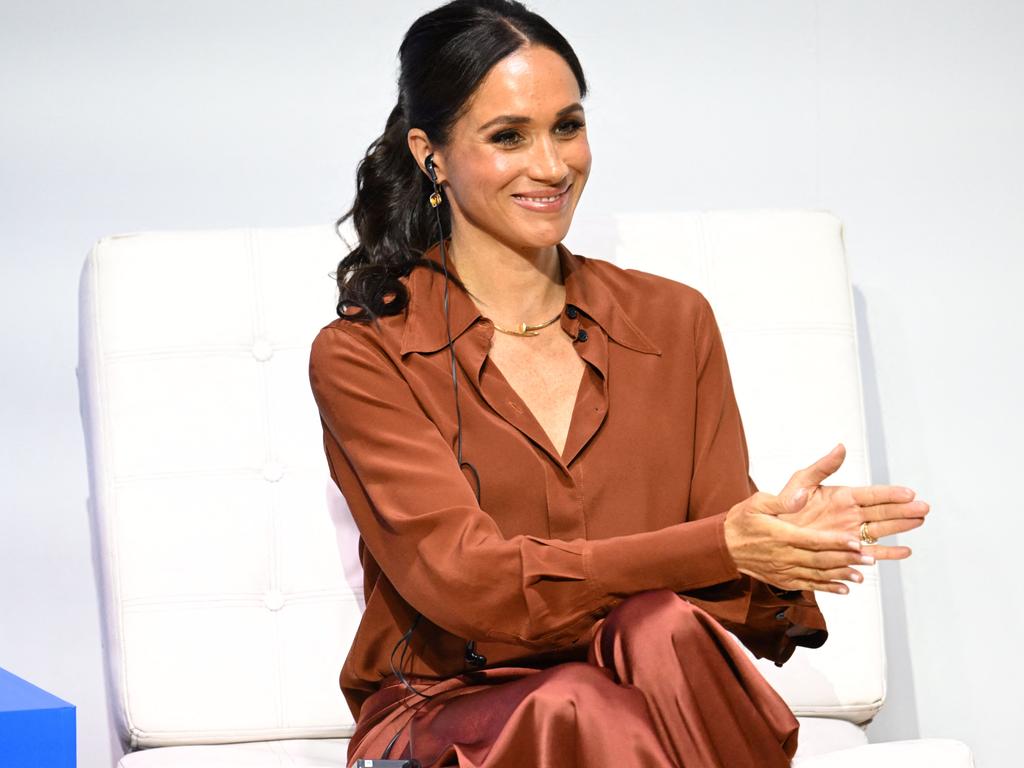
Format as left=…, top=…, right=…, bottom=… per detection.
left=76, top=211, right=975, bottom=767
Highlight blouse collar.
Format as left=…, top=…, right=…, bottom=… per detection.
left=400, top=239, right=662, bottom=357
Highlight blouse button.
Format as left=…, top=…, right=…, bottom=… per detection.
left=566, top=305, right=578, bottom=319
left=576, top=329, right=588, bottom=343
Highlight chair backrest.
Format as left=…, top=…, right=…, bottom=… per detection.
left=613, top=210, right=883, bottom=720
left=76, top=211, right=883, bottom=750
left=77, top=226, right=363, bottom=748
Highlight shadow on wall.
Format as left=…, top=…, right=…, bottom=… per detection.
left=853, top=285, right=921, bottom=741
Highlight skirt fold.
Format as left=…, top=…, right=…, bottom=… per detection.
left=348, top=589, right=799, bottom=768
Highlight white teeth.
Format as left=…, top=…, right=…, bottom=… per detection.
left=515, top=193, right=561, bottom=202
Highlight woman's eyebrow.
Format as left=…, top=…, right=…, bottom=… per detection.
left=477, top=101, right=584, bottom=132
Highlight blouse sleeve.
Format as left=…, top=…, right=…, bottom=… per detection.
left=309, top=324, right=743, bottom=650
left=677, top=294, right=829, bottom=666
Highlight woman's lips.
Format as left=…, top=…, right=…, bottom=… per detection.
left=511, top=184, right=572, bottom=213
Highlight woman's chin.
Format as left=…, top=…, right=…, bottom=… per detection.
left=508, top=219, right=574, bottom=249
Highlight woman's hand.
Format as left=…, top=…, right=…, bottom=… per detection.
left=722, top=443, right=930, bottom=594
left=724, top=493, right=873, bottom=594
left=773, top=443, right=929, bottom=562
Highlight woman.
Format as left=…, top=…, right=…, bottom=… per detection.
left=307, top=1, right=929, bottom=765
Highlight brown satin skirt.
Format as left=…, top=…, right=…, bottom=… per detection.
left=347, top=589, right=800, bottom=767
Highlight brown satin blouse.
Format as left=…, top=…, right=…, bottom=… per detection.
left=308, top=238, right=828, bottom=720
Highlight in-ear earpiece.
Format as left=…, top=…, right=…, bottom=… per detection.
left=425, top=153, right=443, bottom=208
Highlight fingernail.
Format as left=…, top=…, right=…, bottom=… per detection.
left=847, top=540, right=862, bottom=550
left=860, top=555, right=875, bottom=564
left=839, top=585, right=849, bottom=594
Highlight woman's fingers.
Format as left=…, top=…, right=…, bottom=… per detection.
left=850, top=484, right=918, bottom=507
left=783, top=519, right=864, bottom=552
left=856, top=502, right=929, bottom=532
left=746, top=490, right=794, bottom=517
left=780, top=512, right=920, bottom=556
left=793, top=548, right=876, bottom=569
left=763, top=571, right=856, bottom=594
left=857, top=499, right=929, bottom=518
left=773, top=563, right=868, bottom=588
left=861, top=516, right=925, bottom=539
left=781, top=518, right=916, bottom=563
left=779, top=443, right=847, bottom=501
left=861, top=543, right=912, bottom=560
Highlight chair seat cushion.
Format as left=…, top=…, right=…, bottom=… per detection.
left=793, top=737, right=975, bottom=767
left=118, top=738, right=349, bottom=767
left=115, top=729, right=973, bottom=767
left=794, top=716, right=869, bottom=756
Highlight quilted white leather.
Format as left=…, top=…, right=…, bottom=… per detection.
left=78, top=226, right=362, bottom=749
left=793, top=738, right=976, bottom=767
left=78, top=213, right=974, bottom=765
left=117, top=739, right=348, bottom=767
left=615, top=210, right=883, bottom=719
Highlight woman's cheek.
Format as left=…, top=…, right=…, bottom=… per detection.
left=489, top=151, right=520, bottom=180
left=573, top=141, right=592, bottom=177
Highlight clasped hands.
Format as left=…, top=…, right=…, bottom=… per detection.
left=723, top=443, right=930, bottom=595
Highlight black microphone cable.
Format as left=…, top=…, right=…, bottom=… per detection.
left=377, top=153, right=486, bottom=762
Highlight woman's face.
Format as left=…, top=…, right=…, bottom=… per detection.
left=436, top=44, right=591, bottom=252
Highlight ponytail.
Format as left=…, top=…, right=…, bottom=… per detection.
left=332, top=101, right=458, bottom=325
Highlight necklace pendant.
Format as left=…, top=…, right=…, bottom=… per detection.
left=491, top=306, right=565, bottom=337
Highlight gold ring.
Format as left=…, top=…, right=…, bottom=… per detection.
left=860, top=521, right=878, bottom=544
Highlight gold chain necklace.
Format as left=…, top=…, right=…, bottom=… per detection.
left=491, top=308, right=564, bottom=337
left=449, top=242, right=566, bottom=337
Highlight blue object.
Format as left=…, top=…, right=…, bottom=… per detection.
left=0, top=667, right=76, bottom=767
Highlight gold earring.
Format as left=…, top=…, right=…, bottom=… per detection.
left=429, top=190, right=443, bottom=208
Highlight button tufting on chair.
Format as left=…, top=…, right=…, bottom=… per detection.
left=251, top=338, right=274, bottom=361
left=263, top=591, right=285, bottom=612
left=261, top=461, right=284, bottom=483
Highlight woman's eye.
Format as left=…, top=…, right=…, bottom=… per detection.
left=490, top=120, right=585, bottom=147
left=491, top=130, right=523, bottom=146
left=556, top=119, right=585, bottom=136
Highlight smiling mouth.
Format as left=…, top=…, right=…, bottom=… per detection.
left=512, top=185, right=572, bottom=203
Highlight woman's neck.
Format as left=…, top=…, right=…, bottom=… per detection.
left=447, top=226, right=566, bottom=325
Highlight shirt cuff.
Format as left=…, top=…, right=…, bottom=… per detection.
left=585, top=511, right=742, bottom=598
left=764, top=584, right=808, bottom=601
left=753, top=579, right=829, bottom=665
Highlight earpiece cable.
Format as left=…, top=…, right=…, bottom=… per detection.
left=380, top=161, right=485, bottom=761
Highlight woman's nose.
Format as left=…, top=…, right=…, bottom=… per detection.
left=528, top=134, right=569, bottom=182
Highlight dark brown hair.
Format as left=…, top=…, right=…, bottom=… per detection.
left=332, top=0, right=588, bottom=324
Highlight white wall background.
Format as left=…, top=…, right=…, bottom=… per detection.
left=1, top=1, right=1019, bottom=765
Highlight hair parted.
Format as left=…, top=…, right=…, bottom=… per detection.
left=331, top=0, right=587, bottom=324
